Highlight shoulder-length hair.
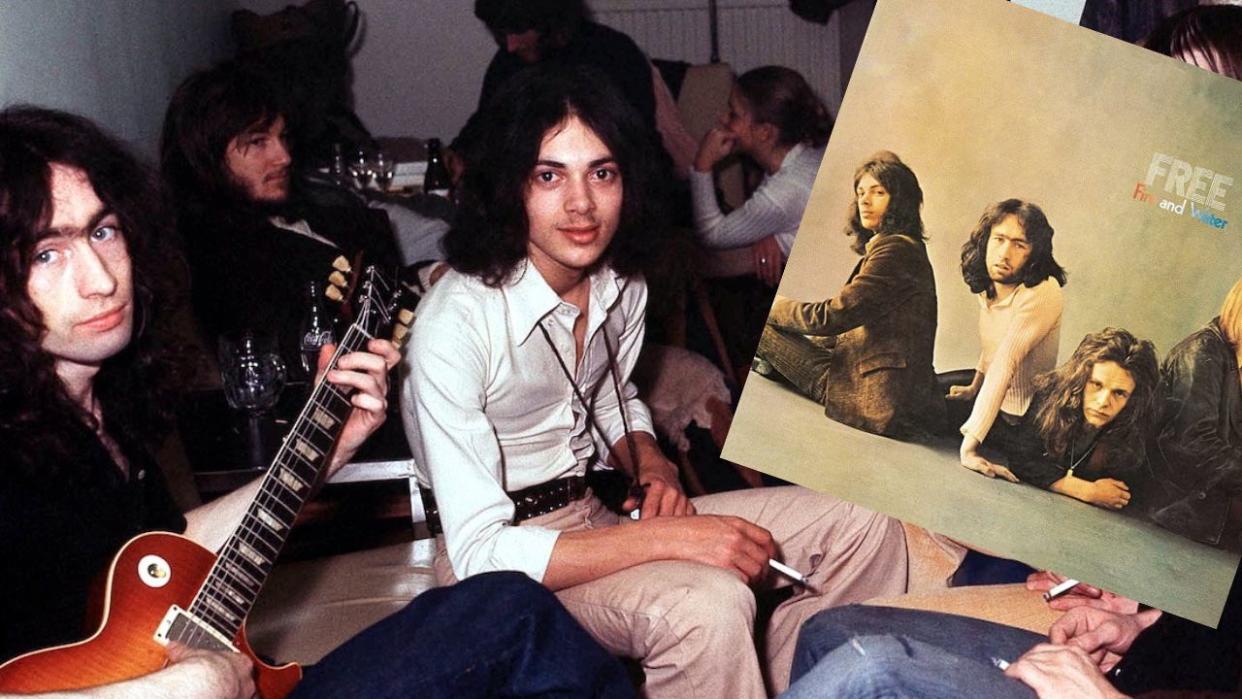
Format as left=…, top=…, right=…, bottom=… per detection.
left=1031, top=328, right=1160, bottom=464
left=444, top=65, right=665, bottom=286
left=960, top=198, right=1068, bottom=299
left=0, top=107, right=188, bottom=481
left=735, top=66, right=833, bottom=149
left=160, top=61, right=289, bottom=218
left=844, top=151, right=925, bottom=255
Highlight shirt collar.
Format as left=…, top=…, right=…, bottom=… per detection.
left=502, top=259, right=625, bottom=345
left=979, top=283, right=1022, bottom=309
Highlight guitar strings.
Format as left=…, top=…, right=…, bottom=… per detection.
left=186, top=281, right=394, bottom=645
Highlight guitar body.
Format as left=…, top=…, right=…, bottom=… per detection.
left=0, top=531, right=300, bottom=698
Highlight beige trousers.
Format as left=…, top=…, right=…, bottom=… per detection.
left=434, top=486, right=909, bottom=698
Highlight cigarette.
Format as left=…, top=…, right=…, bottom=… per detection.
left=991, top=656, right=1010, bottom=671
left=769, top=559, right=817, bottom=591
left=1043, top=578, right=1080, bottom=601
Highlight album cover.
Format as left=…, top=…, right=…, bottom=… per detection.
left=723, top=0, right=1241, bottom=626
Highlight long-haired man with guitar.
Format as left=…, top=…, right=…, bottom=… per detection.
left=0, top=107, right=630, bottom=697
left=403, top=66, right=912, bottom=699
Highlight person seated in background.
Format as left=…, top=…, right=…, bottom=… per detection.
left=404, top=66, right=911, bottom=698
left=779, top=573, right=1242, bottom=699
left=752, top=151, right=944, bottom=439
left=1142, top=3, right=1242, bottom=79
left=950, top=199, right=1067, bottom=480
left=1149, top=277, right=1242, bottom=551
left=958, top=328, right=1160, bottom=511
left=0, top=106, right=630, bottom=699
left=690, top=65, right=832, bottom=287
left=451, top=0, right=660, bottom=179
left=160, top=60, right=401, bottom=372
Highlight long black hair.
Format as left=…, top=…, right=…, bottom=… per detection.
left=0, top=107, right=188, bottom=481
left=960, top=199, right=1067, bottom=299
left=445, top=65, right=666, bottom=286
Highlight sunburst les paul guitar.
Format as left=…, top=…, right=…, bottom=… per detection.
left=0, top=263, right=413, bottom=698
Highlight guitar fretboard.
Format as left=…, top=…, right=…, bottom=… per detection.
left=171, top=271, right=395, bottom=647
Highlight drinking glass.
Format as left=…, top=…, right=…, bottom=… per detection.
left=218, top=331, right=287, bottom=413
left=349, top=149, right=373, bottom=190
left=218, top=331, right=287, bottom=470
left=373, top=151, right=396, bottom=192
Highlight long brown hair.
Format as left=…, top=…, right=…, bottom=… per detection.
left=1031, top=328, right=1159, bottom=461
left=735, top=66, right=833, bottom=148
left=844, top=152, right=925, bottom=255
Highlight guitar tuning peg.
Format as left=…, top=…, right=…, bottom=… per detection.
left=332, top=256, right=352, bottom=273
left=325, top=285, right=345, bottom=303
left=328, top=271, right=348, bottom=289
left=392, top=323, right=411, bottom=347
left=397, top=309, right=415, bottom=325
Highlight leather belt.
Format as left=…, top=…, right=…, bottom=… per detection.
left=420, top=476, right=588, bottom=536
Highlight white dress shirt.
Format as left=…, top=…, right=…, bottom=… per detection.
left=402, top=260, right=654, bottom=582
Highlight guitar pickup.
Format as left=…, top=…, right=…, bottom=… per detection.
left=154, top=605, right=238, bottom=653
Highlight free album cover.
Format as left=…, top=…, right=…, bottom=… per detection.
left=723, top=0, right=1241, bottom=626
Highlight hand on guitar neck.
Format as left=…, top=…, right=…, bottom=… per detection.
left=311, top=337, right=401, bottom=479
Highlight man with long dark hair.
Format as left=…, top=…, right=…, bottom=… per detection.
left=0, top=106, right=630, bottom=698
left=160, top=60, right=406, bottom=374
left=752, top=151, right=944, bottom=439
left=404, top=67, right=910, bottom=697
left=951, top=199, right=1067, bottom=481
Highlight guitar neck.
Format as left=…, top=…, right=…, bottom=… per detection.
left=183, top=323, right=375, bottom=643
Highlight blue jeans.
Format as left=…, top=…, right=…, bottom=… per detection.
left=780, top=605, right=1044, bottom=699
left=292, top=571, right=633, bottom=698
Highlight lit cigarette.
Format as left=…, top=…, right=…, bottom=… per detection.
left=1043, top=578, right=1080, bottom=601
left=769, top=559, right=817, bottom=591
left=991, top=656, right=1010, bottom=671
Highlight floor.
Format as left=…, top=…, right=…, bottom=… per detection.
left=723, top=373, right=1238, bottom=628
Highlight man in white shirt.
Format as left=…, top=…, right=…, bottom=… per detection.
left=403, top=66, right=910, bottom=698
left=949, top=199, right=1067, bottom=480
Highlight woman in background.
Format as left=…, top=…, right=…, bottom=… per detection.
left=690, top=65, right=832, bottom=286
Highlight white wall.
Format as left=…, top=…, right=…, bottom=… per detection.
left=0, top=0, right=239, bottom=156
left=238, top=0, right=496, bottom=143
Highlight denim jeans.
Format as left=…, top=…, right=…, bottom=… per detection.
left=292, top=571, right=633, bottom=698
left=780, top=605, right=1045, bottom=699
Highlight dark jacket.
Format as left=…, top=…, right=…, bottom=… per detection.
left=1148, top=318, right=1242, bottom=550
left=183, top=201, right=398, bottom=371
left=452, top=21, right=656, bottom=157
left=766, top=232, right=944, bottom=437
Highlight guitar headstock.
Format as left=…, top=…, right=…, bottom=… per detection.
left=325, top=255, right=415, bottom=349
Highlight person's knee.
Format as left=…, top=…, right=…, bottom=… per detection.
left=792, top=605, right=873, bottom=676
left=664, top=568, right=756, bottom=642
left=790, top=635, right=913, bottom=696
left=464, top=571, right=558, bottom=615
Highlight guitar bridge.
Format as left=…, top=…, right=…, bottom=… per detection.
left=154, top=605, right=238, bottom=652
